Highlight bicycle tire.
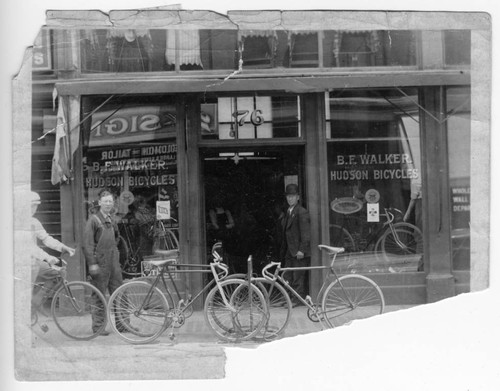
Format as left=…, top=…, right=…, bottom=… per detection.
left=330, top=224, right=356, bottom=252
left=252, top=278, right=292, bottom=341
left=321, top=275, right=384, bottom=328
left=204, top=279, right=267, bottom=342
left=51, top=281, right=107, bottom=340
left=108, top=280, right=171, bottom=344
left=117, top=235, right=142, bottom=278
left=380, top=222, right=423, bottom=270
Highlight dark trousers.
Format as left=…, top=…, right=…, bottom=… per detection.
left=284, top=255, right=310, bottom=301
left=90, top=250, right=124, bottom=331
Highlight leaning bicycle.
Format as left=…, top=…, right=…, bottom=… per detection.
left=31, top=259, right=108, bottom=340
left=107, top=250, right=268, bottom=344
left=255, top=245, right=385, bottom=340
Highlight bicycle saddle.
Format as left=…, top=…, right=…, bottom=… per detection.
left=318, top=245, right=345, bottom=255
left=147, top=257, right=178, bottom=267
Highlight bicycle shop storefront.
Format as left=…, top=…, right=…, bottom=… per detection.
left=44, top=17, right=473, bottom=306
left=55, top=84, right=470, bottom=307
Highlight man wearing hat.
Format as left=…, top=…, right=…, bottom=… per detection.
left=30, top=191, right=75, bottom=314
left=280, top=183, right=311, bottom=306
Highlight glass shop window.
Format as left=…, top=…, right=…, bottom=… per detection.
left=325, top=88, right=423, bottom=274
left=446, top=86, right=471, bottom=271
left=82, top=95, right=179, bottom=278
left=201, top=95, right=301, bottom=140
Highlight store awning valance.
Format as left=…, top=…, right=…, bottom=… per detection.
left=55, top=70, right=470, bottom=97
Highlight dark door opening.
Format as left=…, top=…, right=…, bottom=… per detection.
left=202, top=146, right=304, bottom=274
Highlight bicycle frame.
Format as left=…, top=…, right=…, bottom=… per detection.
left=262, top=248, right=353, bottom=329
left=138, top=256, right=236, bottom=318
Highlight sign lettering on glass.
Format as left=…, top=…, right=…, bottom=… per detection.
left=90, top=106, right=176, bottom=147
left=218, top=97, right=272, bottom=139
left=330, top=151, right=420, bottom=182
left=33, top=30, right=52, bottom=70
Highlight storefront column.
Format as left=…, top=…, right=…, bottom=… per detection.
left=420, top=87, right=455, bottom=302
left=303, top=93, right=329, bottom=299
left=180, top=95, right=204, bottom=306
left=60, top=95, right=84, bottom=281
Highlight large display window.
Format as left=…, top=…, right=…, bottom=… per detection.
left=326, top=89, right=423, bottom=273
left=82, top=95, right=179, bottom=278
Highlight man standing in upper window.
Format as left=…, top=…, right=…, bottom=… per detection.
left=279, top=183, right=311, bottom=307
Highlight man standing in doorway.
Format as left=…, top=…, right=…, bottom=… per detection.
left=280, top=183, right=311, bottom=307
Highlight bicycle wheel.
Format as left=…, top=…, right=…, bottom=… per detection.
left=117, top=236, right=141, bottom=278
left=108, top=281, right=170, bottom=344
left=330, top=224, right=356, bottom=252
left=51, top=281, right=107, bottom=340
left=321, top=275, right=384, bottom=328
left=380, top=222, right=423, bottom=271
left=252, top=278, right=292, bottom=341
left=204, top=279, right=267, bottom=342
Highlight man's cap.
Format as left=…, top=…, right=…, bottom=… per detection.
left=31, top=191, right=41, bottom=204
left=285, top=183, right=299, bottom=195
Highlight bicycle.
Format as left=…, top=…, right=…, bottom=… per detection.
left=117, top=218, right=180, bottom=279
left=329, top=198, right=423, bottom=271
left=254, top=245, right=385, bottom=340
left=106, top=249, right=268, bottom=344
left=31, top=259, right=108, bottom=340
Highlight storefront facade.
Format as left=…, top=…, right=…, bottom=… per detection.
left=30, top=10, right=486, bottom=306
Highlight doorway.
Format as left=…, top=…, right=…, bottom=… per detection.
left=202, top=146, right=304, bottom=274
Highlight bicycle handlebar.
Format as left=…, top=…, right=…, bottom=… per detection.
left=262, top=261, right=281, bottom=281
left=210, top=257, right=229, bottom=279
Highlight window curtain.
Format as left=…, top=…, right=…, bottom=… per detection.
left=238, top=30, right=278, bottom=65
left=165, top=30, right=203, bottom=67
left=287, top=31, right=316, bottom=65
left=333, top=31, right=381, bottom=66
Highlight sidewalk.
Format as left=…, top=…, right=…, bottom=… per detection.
left=21, top=305, right=416, bottom=381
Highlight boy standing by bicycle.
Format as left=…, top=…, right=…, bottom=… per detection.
left=83, top=189, right=136, bottom=335
left=31, top=191, right=75, bottom=315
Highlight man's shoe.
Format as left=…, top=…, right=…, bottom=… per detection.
left=98, top=330, right=110, bottom=336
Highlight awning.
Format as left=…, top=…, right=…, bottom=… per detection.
left=55, top=70, right=470, bottom=96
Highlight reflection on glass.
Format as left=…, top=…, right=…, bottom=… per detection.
left=326, top=89, right=423, bottom=273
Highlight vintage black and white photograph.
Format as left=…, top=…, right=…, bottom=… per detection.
left=3, top=0, right=499, bottom=390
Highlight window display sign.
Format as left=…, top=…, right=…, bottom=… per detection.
left=90, top=105, right=176, bottom=147
left=450, top=184, right=470, bottom=229
left=84, top=143, right=178, bottom=222
left=156, top=200, right=171, bottom=220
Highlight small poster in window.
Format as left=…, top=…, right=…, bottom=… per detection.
left=156, top=200, right=171, bottom=220
left=367, top=203, right=379, bottom=222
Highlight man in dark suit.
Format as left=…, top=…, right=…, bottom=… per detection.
left=280, top=183, right=311, bottom=306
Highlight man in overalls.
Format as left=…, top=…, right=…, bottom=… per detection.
left=83, top=189, right=132, bottom=335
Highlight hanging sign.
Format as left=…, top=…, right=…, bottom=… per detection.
left=90, top=105, right=176, bottom=147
